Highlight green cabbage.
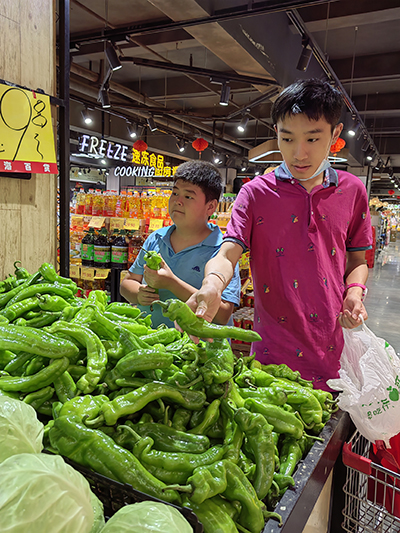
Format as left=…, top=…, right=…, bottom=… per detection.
left=101, top=501, right=193, bottom=533
left=90, top=492, right=105, bottom=533
left=0, top=396, right=44, bottom=463
left=0, top=453, right=94, bottom=533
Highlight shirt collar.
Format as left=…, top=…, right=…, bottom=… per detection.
left=163, top=222, right=222, bottom=250
left=274, top=162, right=338, bottom=188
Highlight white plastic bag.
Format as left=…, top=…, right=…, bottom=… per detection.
left=327, top=323, right=400, bottom=446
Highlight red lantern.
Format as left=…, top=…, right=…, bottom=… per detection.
left=192, top=138, right=209, bottom=152
left=133, top=139, right=148, bottom=152
left=330, top=138, right=346, bottom=153
left=397, top=196, right=400, bottom=199
left=388, top=189, right=395, bottom=195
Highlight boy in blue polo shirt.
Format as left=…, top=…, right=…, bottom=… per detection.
left=120, top=160, right=240, bottom=328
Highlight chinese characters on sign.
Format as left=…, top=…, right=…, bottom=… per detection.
left=78, top=133, right=178, bottom=178
left=0, top=82, right=58, bottom=174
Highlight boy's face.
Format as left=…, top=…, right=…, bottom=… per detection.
left=169, top=179, right=216, bottom=227
left=275, top=114, right=343, bottom=181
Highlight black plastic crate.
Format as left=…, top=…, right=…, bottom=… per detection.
left=61, top=455, right=204, bottom=532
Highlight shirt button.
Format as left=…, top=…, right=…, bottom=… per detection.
left=291, top=180, right=295, bottom=184
left=311, top=211, right=314, bottom=215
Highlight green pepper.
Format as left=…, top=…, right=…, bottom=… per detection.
left=0, top=389, right=20, bottom=399
left=183, top=495, right=238, bottom=533
left=171, top=459, right=266, bottom=533
left=119, top=420, right=211, bottom=454
left=23, top=385, right=55, bottom=410
left=103, top=348, right=173, bottom=391
left=6, top=283, right=74, bottom=308
left=90, top=382, right=207, bottom=426
left=72, top=304, right=119, bottom=341
left=279, top=435, right=304, bottom=476
left=244, top=398, right=304, bottom=439
left=272, top=384, right=323, bottom=426
left=105, top=302, right=141, bottom=319
left=143, top=250, right=163, bottom=270
left=117, top=324, right=151, bottom=352
left=13, top=261, right=30, bottom=280
left=102, top=340, right=125, bottom=360
left=24, top=311, right=62, bottom=328
left=188, top=398, right=221, bottom=435
left=0, top=356, right=70, bottom=393
left=37, top=293, right=70, bottom=312
left=140, top=328, right=181, bottom=346
left=53, top=370, right=77, bottom=403
left=0, top=272, right=41, bottom=308
left=155, top=299, right=262, bottom=343
left=38, top=263, right=77, bottom=292
left=4, top=351, right=33, bottom=374
left=200, top=339, right=235, bottom=385
left=59, top=394, right=108, bottom=421
left=171, top=407, right=192, bottom=431
left=0, top=296, right=40, bottom=321
left=24, top=355, right=46, bottom=376
left=114, top=377, right=152, bottom=388
left=49, top=414, right=181, bottom=504
left=46, top=321, right=107, bottom=394
left=238, top=385, right=287, bottom=406
left=233, top=406, right=275, bottom=500
left=261, top=363, right=313, bottom=387
left=0, top=323, right=78, bottom=360
left=0, top=350, right=16, bottom=370
left=60, top=305, right=80, bottom=322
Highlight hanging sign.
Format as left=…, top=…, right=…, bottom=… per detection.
left=0, top=82, right=58, bottom=174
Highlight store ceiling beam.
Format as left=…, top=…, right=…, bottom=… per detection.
left=118, top=56, right=279, bottom=87
left=69, top=0, right=335, bottom=47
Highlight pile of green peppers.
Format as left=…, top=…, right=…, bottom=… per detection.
left=0, top=262, right=338, bottom=533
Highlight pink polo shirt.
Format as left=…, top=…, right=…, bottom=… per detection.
left=224, top=166, right=372, bottom=389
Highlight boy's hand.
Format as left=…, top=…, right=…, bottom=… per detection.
left=339, top=292, right=368, bottom=328
left=143, top=258, right=175, bottom=290
left=137, top=284, right=159, bottom=306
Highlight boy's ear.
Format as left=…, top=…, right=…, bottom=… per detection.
left=332, top=123, right=343, bottom=144
left=207, top=198, right=218, bottom=215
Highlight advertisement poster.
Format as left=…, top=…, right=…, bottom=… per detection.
left=0, top=82, right=58, bottom=174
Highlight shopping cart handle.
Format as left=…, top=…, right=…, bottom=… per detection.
left=342, top=442, right=372, bottom=475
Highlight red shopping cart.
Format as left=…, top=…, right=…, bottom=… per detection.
left=342, top=430, right=400, bottom=532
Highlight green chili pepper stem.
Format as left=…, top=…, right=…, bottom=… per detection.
left=262, top=510, right=283, bottom=526
left=236, top=523, right=253, bottom=533
left=117, top=424, right=142, bottom=443
left=163, top=484, right=192, bottom=493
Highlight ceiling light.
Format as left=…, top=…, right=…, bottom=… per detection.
left=241, top=161, right=247, bottom=172
left=237, top=115, right=249, bottom=132
left=213, top=152, right=222, bottom=164
left=219, top=83, right=230, bottom=106
left=391, top=179, right=395, bottom=183
left=348, top=122, right=360, bottom=137
left=81, top=108, right=93, bottom=125
left=105, top=41, right=122, bottom=71
left=296, top=37, right=312, bottom=72
left=176, top=139, right=186, bottom=153
left=147, top=116, right=157, bottom=132
left=127, top=123, right=137, bottom=138
left=101, top=159, right=106, bottom=165
left=99, top=88, right=111, bottom=109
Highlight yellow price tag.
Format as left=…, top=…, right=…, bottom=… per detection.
left=124, top=218, right=140, bottom=230
left=71, top=216, right=84, bottom=226
left=69, top=265, right=80, bottom=278
left=81, top=267, right=95, bottom=280
left=110, top=218, right=125, bottom=231
left=89, top=217, right=106, bottom=229
left=149, top=219, right=164, bottom=231
left=95, top=269, right=110, bottom=279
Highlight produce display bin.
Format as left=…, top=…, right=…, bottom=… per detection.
left=265, top=409, right=351, bottom=533
left=342, top=429, right=400, bottom=532
left=60, top=455, right=204, bottom=533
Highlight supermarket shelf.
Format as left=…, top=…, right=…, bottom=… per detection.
left=265, top=410, right=351, bottom=533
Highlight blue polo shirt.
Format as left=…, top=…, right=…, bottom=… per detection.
left=130, top=223, right=241, bottom=327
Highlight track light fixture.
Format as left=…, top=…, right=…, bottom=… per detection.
left=296, top=37, right=313, bottom=72
left=147, top=116, right=157, bottom=132
left=241, top=161, right=247, bottom=172
left=348, top=122, right=360, bottom=137
left=127, top=122, right=137, bottom=139
left=176, top=139, right=186, bottom=153
left=105, top=41, right=122, bottom=71
left=361, top=137, right=370, bottom=151
left=237, top=115, right=249, bottom=132
left=219, top=83, right=231, bottom=106
left=81, top=108, right=93, bottom=125
left=213, top=152, right=222, bottom=164
left=99, top=87, right=111, bottom=109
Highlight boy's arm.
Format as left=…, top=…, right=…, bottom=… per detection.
left=143, top=258, right=235, bottom=324
left=119, top=272, right=159, bottom=306
left=186, top=241, right=243, bottom=323
left=339, top=250, right=369, bottom=328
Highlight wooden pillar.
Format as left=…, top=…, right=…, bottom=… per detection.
left=0, top=0, right=57, bottom=280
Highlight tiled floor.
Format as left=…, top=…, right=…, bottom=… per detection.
left=365, top=242, right=400, bottom=355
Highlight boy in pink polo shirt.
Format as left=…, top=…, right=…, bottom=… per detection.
left=187, top=79, right=373, bottom=390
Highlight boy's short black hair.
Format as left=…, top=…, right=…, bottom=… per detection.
left=271, top=78, right=344, bottom=131
left=174, top=160, right=223, bottom=203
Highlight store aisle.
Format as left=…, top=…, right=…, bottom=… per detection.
left=365, top=242, right=400, bottom=355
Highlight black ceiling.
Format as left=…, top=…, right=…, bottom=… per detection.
left=64, top=0, right=400, bottom=201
